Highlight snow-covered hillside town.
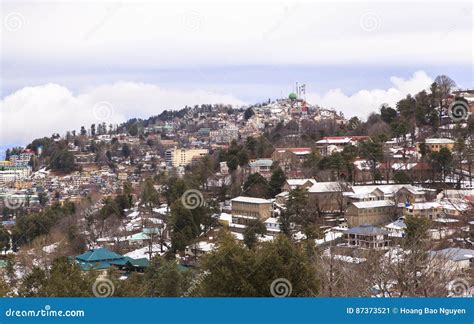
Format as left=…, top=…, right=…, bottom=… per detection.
left=1, top=83, right=473, bottom=297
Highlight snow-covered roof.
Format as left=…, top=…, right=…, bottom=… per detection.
left=348, top=184, right=427, bottom=196
left=219, top=212, right=232, bottom=223
left=249, top=159, right=273, bottom=167
left=430, top=248, right=474, bottom=262
left=126, top=232, right=150, bottom=241
left=316, top=137, right=351, bottom=144
left=424, top=138, right=455, bottom=144
left=188, top=241, right=216, bottom=252
left=405, top=202, right=441, bottom=210
left=231, top=196, right=272, bottom=204
left=264, top=217, right=279, bottom=224
left=391, top=163, right=418, bottom=171
left=441, top=199, right=470, bottom=211
left=307, top=181, right=342, bottom=193
left=286, top=178, right=316, bottom=186
left=432, top=218, right=459, bottom=223
left=351, top=200, right=395, bottom=209
left=384, top=218, right=407, bottom=230
left=347, top=225, right=389, bottom=236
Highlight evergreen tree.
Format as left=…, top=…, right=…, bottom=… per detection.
left=244, top=107, right=254, bottom=120
left=405, top=216, right=430, bottom=246
left=267, top=167, right=286, bottom=198
left=169, top=200, right=198, bottom=252
left=0, top=226, right=10, bottom=252
left=18, top=267, right=47, bottom=297
left=243, top=219, right=267, bottom=249
left=243, top=173, right=269, bottom=198
left=199, top=233, right=319, bottom=296
left=41, top=257, right=95, bottom=297
left=393, top=171, right=412, bottom=184
left=144, top=257, right=185, bottom=297
left=141, top=178, right=160, bottom=210
left=0, top=277, right=10, bottom=296
left=50, top=149, right=76, bottom=173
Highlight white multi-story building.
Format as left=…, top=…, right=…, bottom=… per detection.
left=9, top=150, right=35, bottom=166
left=0, top=165, right=32, bottom=186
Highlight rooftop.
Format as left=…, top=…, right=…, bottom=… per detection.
left=231, top=196, right=272, bottom=204
left=430, top=248, right=474, bottom=262
left=76, top=247, right=123, bottom=262
left=352, top=200, right=395, bottom=209
left=347, top=224, right=389, bottom=236
left=307, top=181, right=343, bottom=193
left=286, top=178, right=317, bottom=186
left=424, top=138, right=455, bottom=144
left=249, top=159, right=273, bottom=167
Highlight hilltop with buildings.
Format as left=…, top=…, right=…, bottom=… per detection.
left=0, top=76, right=473, bottom=297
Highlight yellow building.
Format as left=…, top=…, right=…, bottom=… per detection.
left=419, top=138, right=455, bottom=152
left=165, top=147, right=208, bottom=167
left=346, top=200, right=396, bottom=227
left=0, top=161, right=13, bottom=167
left=231, top=196, right=272, bottom=225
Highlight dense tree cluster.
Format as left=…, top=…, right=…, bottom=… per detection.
left=11, top=202, right=76, bottom=249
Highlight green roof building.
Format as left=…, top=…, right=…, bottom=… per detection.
left=73, top=247, right=149, bottom=272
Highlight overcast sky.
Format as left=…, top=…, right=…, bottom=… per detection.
left=0, top=0, right=472, bottom=152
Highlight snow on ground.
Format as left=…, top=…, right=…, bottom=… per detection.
left=315, top=231, right=343, bottom=245
left=42, top=242, right=59, bottom=254
left=258, top=235, right=275, bottom=242
left=333, top=254, right=366, bottom=264
left=153, top=205, right=168, bottom=215
left=231, top=232, right=244, bottom=241
left=125, top=243, right=168, bottom=260
left=293, top=229, right=343, bottom=245
left=127, top=210, right=140, bottom=218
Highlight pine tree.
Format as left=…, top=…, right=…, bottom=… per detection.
left=243, top=219, right=267, bottom=249
left=267, top=167, right=286, bottom=198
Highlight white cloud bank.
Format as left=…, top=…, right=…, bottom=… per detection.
left=1, top=71, right=434, bottom=146
left=0, top=82, right=245, bottom=146
left=306, top=71, right=433, bottom=118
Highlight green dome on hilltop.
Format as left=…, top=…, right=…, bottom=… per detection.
left=288, top=92, right=297, bottom=100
